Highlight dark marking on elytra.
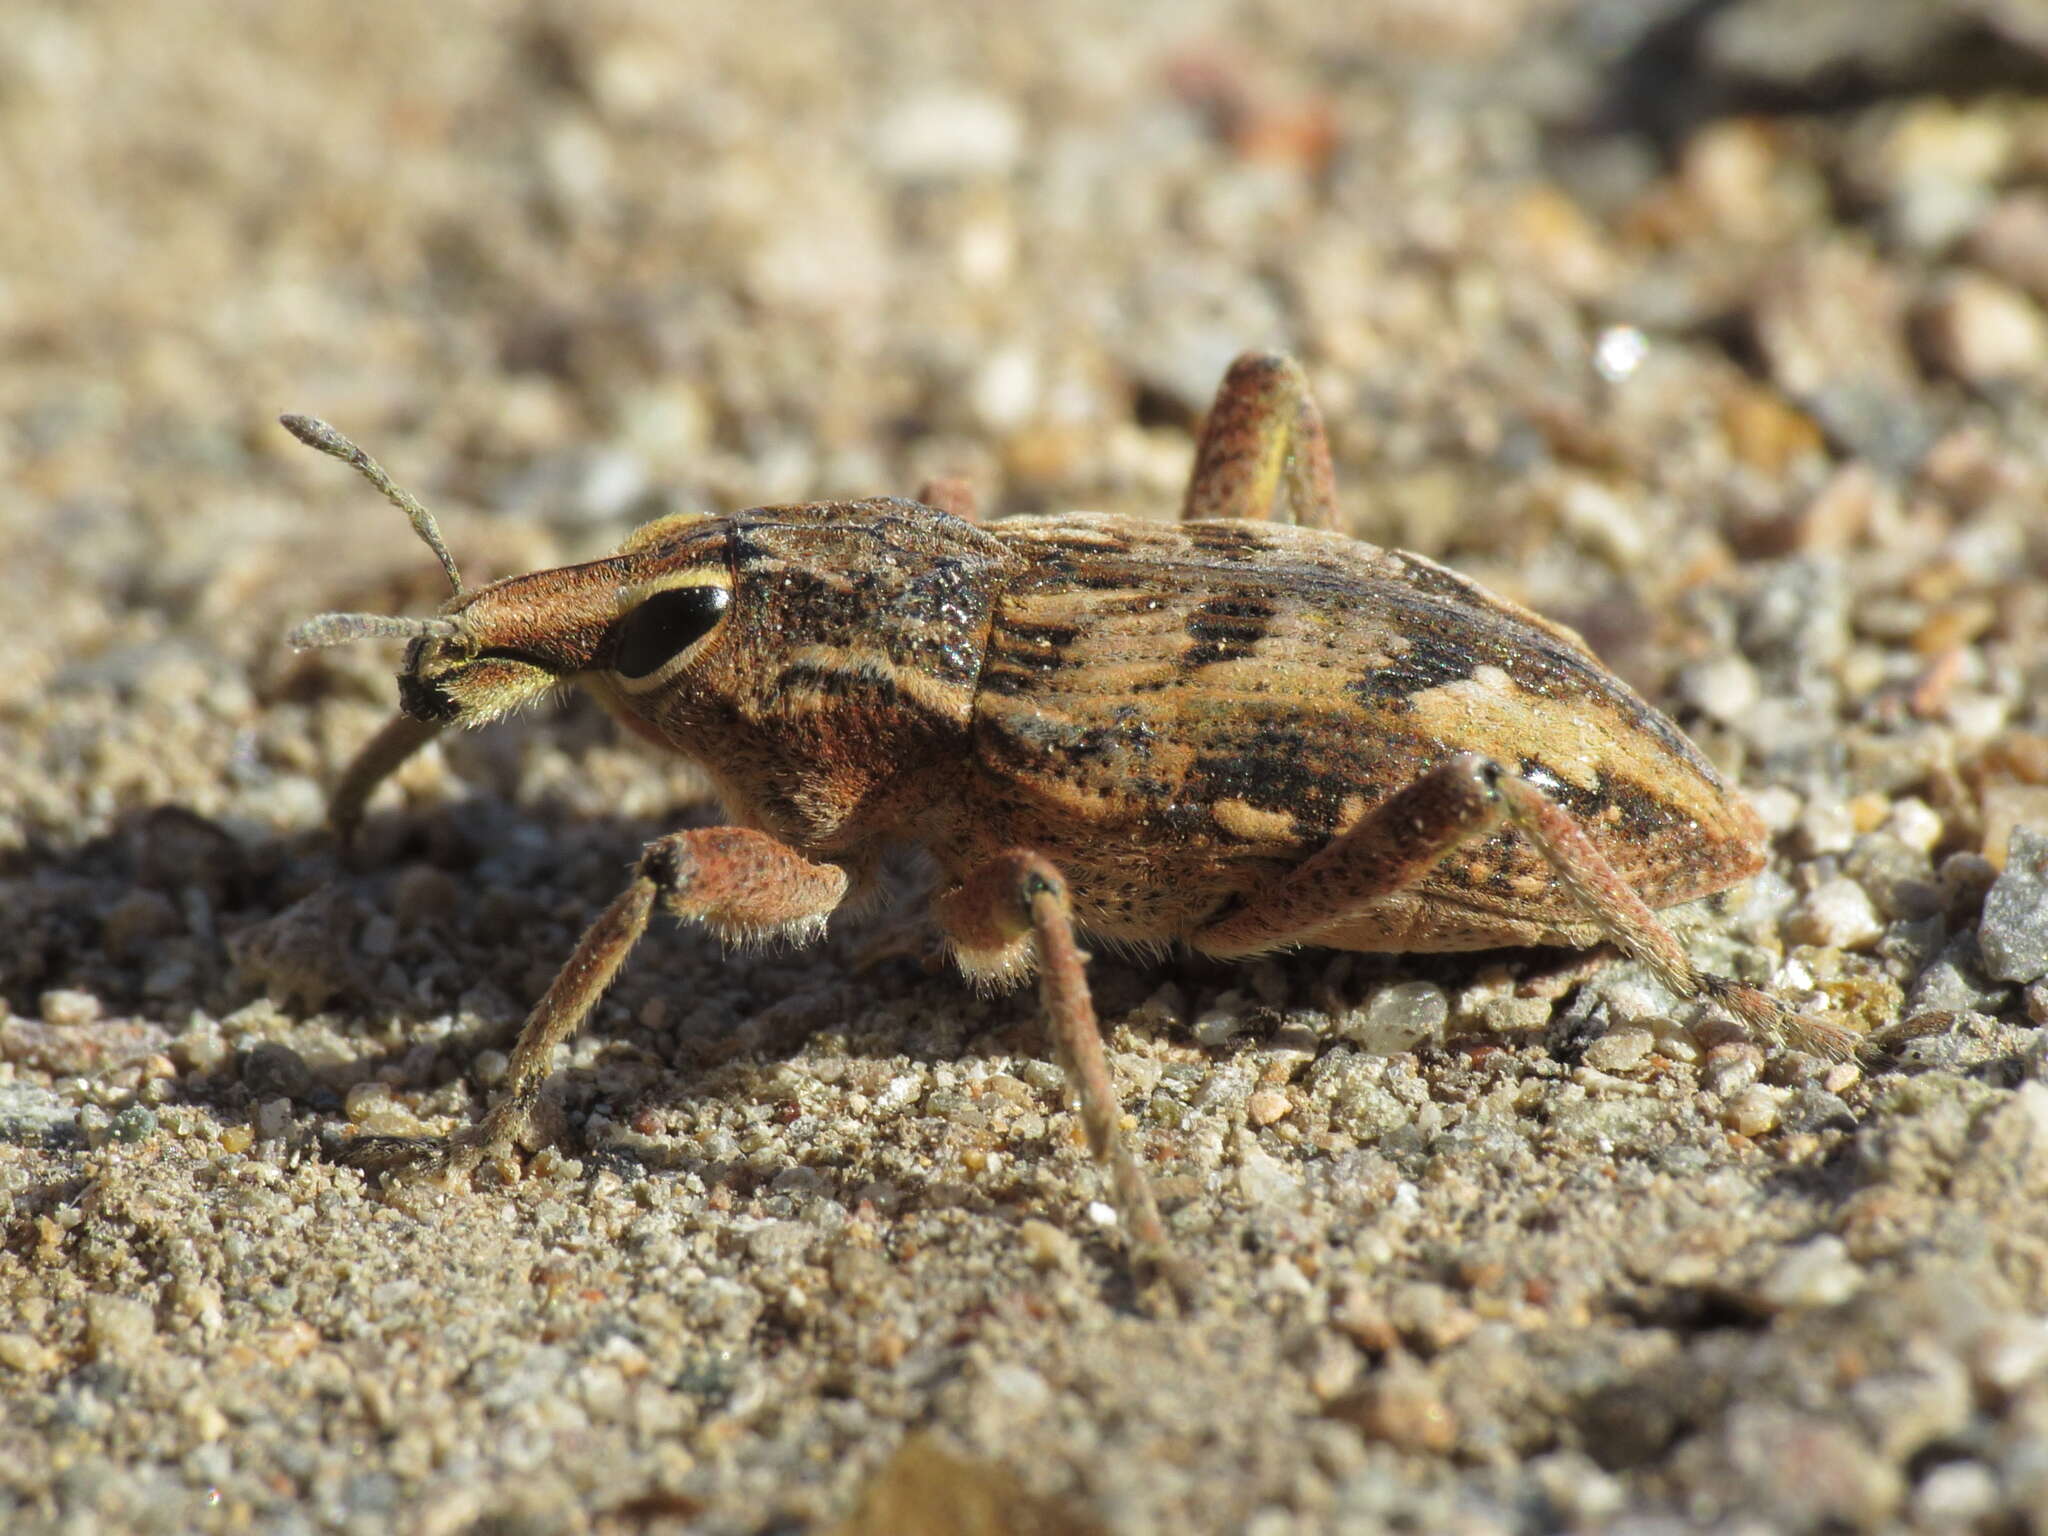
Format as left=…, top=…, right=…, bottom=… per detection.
left=1183, top=594, right=1276, bottom=668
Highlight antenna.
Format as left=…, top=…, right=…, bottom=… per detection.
left=285, top=612, right=462, bottom=651
left=279, top=414, right=464, bottom=597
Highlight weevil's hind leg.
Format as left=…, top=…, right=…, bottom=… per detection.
left=935, top=852, right=1199, bottom=1312
left=1193, top=755, right=1859, bottom=1061
left=1483, top=773, right=1859, bottom=1060
left=326, top=712, right=446, bottom=847
left=1182, top=351, right=1341, bottom=529
left=916, top=476, right=980, bottom=522
left=340, top=827, right=850, bottom=1178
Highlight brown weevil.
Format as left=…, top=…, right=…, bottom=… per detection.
left=285, top=352, right=1857, bottom=1305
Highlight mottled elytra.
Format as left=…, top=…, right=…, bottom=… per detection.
left=283, top=352, right=1858, bottom=1311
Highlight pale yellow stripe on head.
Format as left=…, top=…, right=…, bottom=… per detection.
left=778, top=643, right=975, bottom=717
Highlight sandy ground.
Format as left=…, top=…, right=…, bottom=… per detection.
left=6, top=1, right=2048, bottom=1531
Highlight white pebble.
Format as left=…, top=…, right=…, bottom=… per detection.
left=1339, top=982, right=1448, bottom=1055
left=1884, top=796, right=1943, bottom=853
left=39, top=989, right=101, bottom=1026
left=1675, top=655, right=1760, bottom=723
left=1583, top=1024, right=1656, bottom=1074
left=871, top=89, right=1024, bottom=178
left=1757, top=1235, right=1864, bottom=1310
left=1797, top=798, right=1857, bottom=856
left=1920, top=272, right=2048, bottom=385
left=84, top=1295, right=156, bottom=1360
left=1785, top=877, right=1884, bottom=950
left=255, top=1097, right=293, bottom=1140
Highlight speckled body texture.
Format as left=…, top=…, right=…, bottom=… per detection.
left=403, top=494, right=1763, bottom=966
left=964, top=511, right=1765, bottom=955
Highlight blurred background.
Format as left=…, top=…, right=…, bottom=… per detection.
left=5, top=0, right=2048, bottom=854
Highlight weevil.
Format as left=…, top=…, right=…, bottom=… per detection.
left=284, top=352, right=1856, bottom=1303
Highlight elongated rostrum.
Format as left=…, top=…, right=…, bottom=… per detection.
left=286, top=353, right=1856, bottom=1306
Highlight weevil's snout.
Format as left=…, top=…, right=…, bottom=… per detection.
left=390, top=565, right=627, bottom=726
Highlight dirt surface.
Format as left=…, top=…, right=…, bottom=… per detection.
left=6, top=2, right=2048, bottom=1532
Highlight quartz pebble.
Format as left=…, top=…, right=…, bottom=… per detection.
left=1918, top=272, right=2048, bottom=385
left=1786, top=877, right=1884, bottom=950
left=1582, top=1024, right=1655, bottom=1074
left=1338, top=983, right=1448, bottom=1055
left=1723, top=1085, right=1786, bottom=1137
left=1757, top=1235, right=1865, bottom=1310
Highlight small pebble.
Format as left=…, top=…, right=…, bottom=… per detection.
left=39, top=989, right=102, bottom=1026
left=0, top=1333, right=55, bottom=1373
left=1785, top=877, right=1884, bottom=950
left=1236, top=1144, right=1304, bottom=1208
left=1018, top=1219, right=1080, bottom=1274
left=393, top=864, right=461, bottom=927
left=1912, top=1461, right=2000, bottom=1529
left=1675, top=655, right=1759, bottom=723
left=1325, top=1364, right=1456, bottom=1454
left=1885, top=797, right=1943, bottom=854
left=75, top=1104, right=111, bottom=1148
left=1971, top=1317, right=2048, bottom=1393
left=1530, top=1451, right=1625, bottom=1526
left=1757, top=1235, right=1865, bottom=1310
left=1723, top=1084, right=1785, bottom=1137
left=1918, top=272, right=2048, bottom=386
left=1246, top=1089, right=1293, bottom=1127
left=1702, top=1042, right=1764, bottom=1098
left=240, top=1042, right=312, bottom=1101
left=84, top=1295, right=156, bottom=1360
left=1970, top=191, right=2048, bottom=302
left=871, top=88, right=1024, bottom=179
left=107, top=1105, right=157, bottom=1144
left=255, top=1096, right=293, bottom=1140
left=1582, top=1024, right=1655, bottom=1074
left=1979, top=827, right=2048, bottom=983
left=1797, top=798, right=1858, bottom=856
left=172, top=1015, right=230, bottom=1073
left=343, top=1082, right=421, bottom=1136
left=1191, top=992, right=1250, bottom=1048
left=1338, top=982, right=1448, bottom=1055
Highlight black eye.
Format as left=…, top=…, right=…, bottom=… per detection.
left=612, top=584, right=730, bottom=679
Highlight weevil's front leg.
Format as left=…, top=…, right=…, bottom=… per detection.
left=935, top=852, right=1196, bottom=1309
left=1195, top=755, right=1858, bottom=1061
left=327, top=711, right=446, bottom=846
left=343, top=827, right=849, bottom=1175
left=1181, top=351, right=1340, bottom=529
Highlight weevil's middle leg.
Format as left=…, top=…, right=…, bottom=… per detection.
left=1181, top=351, right=1340, bottom=529
left=936, top=851, right=1198, bottom=1310
left=1194, top=755, right=1858, bottom=1061
left=342, top=827, right=849, bottom=1176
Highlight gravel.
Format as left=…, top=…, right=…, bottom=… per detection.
left=4, top=2, right=2048, bottom=1533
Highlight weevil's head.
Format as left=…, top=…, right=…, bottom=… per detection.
left=283, top=412, right=1017, bottom=843
left=285, top=410, right=1007, bottom=722
left=290, top=508, right=739, bottom=731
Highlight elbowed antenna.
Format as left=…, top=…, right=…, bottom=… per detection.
left=279, top=413, right=465, bottom=597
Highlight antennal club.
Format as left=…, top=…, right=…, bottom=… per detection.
left=279, top=413, right=465, bottom=597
